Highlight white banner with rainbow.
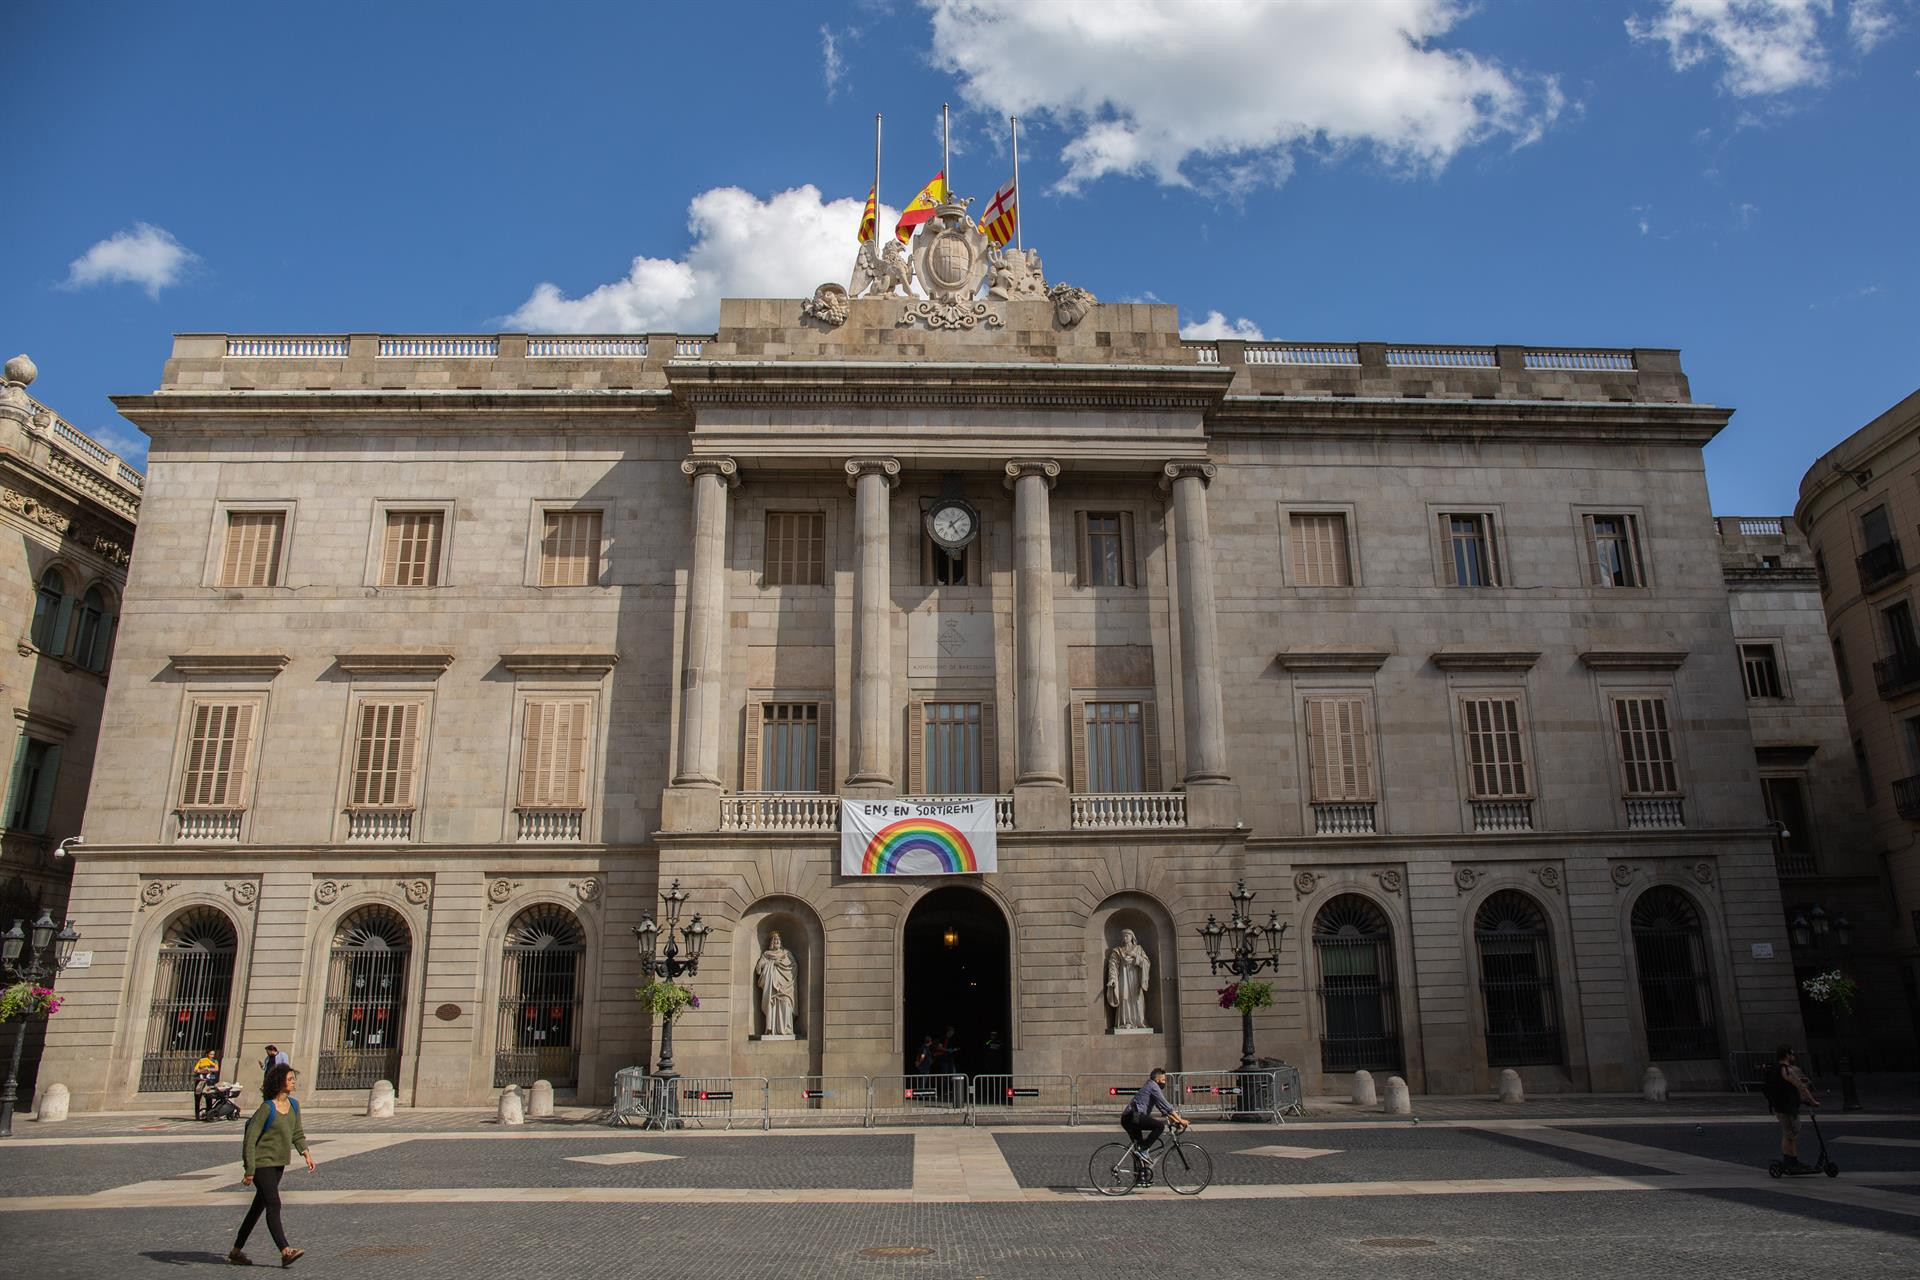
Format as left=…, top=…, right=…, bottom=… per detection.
left=839, top=798, right=997, bottom=877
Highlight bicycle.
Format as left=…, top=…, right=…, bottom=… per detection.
left=1089, top=1122, right=1212, bottom=1196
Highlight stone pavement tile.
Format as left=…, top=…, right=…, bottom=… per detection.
left=0, top=1141, right=241, bottom=1197
left=1565, top=1119, right=1920, bottom=1173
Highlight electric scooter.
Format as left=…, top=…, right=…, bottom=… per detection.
left=1767, top=1110, right=1839, bottom=1178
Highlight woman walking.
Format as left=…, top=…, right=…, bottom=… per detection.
left=229, top=1062, right=315, bottom=1267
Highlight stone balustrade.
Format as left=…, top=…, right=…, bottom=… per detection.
left=346, top=809, right=413, bottom=842
left=174, top=809, right=242, bottom=842
left=1385, top=346, right=1498, bottom=368
left=377, top=337, right=498, bottom=359
left=1312, top=802, right=1377, bottom=836
left=1246, top=344, right=1360, bottom=366
left=1070, top=793, right=1186, bottom=830
left=24, top=395, right=144, bottom=501
left=1471, top=800, right=1535, bottom=833
left=517, top=809, right=584, bottom=842
left=1624, top=797, right=1686, bottom=830
left=721, top=794, right=841, bottom=833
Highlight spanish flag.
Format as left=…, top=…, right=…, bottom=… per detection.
left=894, top=170, right=946, bottom=243
left=857, top=185, right=878, bottom=244
left=981, top=176, right=1017, bottom=247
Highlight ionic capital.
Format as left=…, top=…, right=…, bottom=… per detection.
left=1002, top=458, right=1062, bottom=492
left=844, top=457, right=902, bottom=490
left=1158, top=460, right=1217, bottom=494
left=681, top=456, right=741, bottom=488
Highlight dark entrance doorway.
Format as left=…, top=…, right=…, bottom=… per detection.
left=903, top=886, right=1011, bottom=1079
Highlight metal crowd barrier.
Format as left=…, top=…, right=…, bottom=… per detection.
left=766, top=1075, right=873, bottom=1128
left=611, top=1066, right=652, bottom=1128
left=1073, top=1073, right=1149, bottom=1123
left=967, top=1074, right=1078, bottom=1124
left=663, top=1075, right=769, bottom=1130
left=868, top=1073, right=970, bottom=1125
left=1170, top=1069, right=1283, bottom=1124
left=1271, top=1064, right=1306, bottom=1116
left=1728, top=1051, right=1776, bottom=1093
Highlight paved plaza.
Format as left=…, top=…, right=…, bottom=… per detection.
left=1, top=1099, right=1917, bottom=1278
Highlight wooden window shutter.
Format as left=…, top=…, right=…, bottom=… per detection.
left=1069, top=700, right=1088, bottom=793
left=518, top=702, right=552, bottom=807
left=742, top=702, right=764, bottom=791
left=813, top=701, right=833, bottom=795
left=1289, top=515, right=1312, bottom=585
left=1305, top=699, right=1332, bottom=801
left=381, top=516, right=406, bottom=586
left=181, top=704, right=212, bottom=805
left=1625, top=515, right=1645, bottom=586
left=978, top=700, right=998, bottom=793
left=906, top=701, right=926, bottom=793
left=350, top=703, right=381, bottom=805
left=1438, top=515, right=1458, bottom=586
left=1582, top=514, right=1603, bottom=586
left=1339, top=698, right=1375, bottom=801
left=223, top=703, right=254, bottom=807
left=1074, top=511, right=1090, bottom=586
left=1120, top=511, right=1137, bottom=588
left=1141, top=699, right=1162, bottom=791
left=220, top=520, right=248, bottom=587
left=559, top=700, right=588, bottom=808
left=393, top=703, right=421, bottom=807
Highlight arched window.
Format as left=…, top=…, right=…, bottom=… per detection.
left=1312, top=894, right=1403, bottom=1073
left=317, top=906, right=411, bottom=1091
left=495, top=904, right=585, bottom=1088
left=1475, top=890, right=1564, bottom=1067
left=72, top=586, right=110, bottom=672
left=139, top=907, right=238, bottom=1092
left=1631, top=886, right=1720, bottom=1060
left=30, top=569, right=67, bottom=652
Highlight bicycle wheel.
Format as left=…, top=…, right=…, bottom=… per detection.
left=1164, top=1140, right=1212, bottom=1195
left=1090, top=1142, right=1139, bottom=1196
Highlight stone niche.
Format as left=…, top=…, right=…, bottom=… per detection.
left=735, top=895, right=825, bottom=1079
left=1085, top=893, right=1182, bottom=1071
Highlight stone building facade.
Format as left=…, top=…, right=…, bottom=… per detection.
left=0, top=354, right=141, bottom=1092
left=1795, top=388, right=1920, bottom=1061
left=37, top=275, right=1807, bottom=1111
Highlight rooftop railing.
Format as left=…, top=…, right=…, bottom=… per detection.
left=24, top=395, right=144, bottom=498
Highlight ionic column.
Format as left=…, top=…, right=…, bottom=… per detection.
left=845, top=458, right=900, bottom=788
left=1005, top=460, right=1064, bottom=788
left=1161, top=462, right=1235, bottom=818
left=670, top=457, right=738, bottom=795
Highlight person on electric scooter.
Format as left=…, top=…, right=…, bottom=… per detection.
left=1763, top=1043, right=1818, bottom=1171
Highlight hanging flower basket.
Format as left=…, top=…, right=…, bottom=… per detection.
left=1800, top=969, right=1857, bottom=1017
left=1216, top=980, right=1274, bottom=1015
left=0, top=982, right=63, bottom=1022
left=635, top=980, right=699, bottom=1019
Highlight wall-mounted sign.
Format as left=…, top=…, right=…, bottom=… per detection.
left=1750, top=942, right=1774, bottom=960
left=434, top=1003, right=462, bottom=1021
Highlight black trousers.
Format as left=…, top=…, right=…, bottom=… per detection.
left=1122, top=1113, right=1165, bottom=1151
left=235, top=1164, right=289, bottom=1251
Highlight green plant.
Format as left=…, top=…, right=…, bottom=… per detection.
left=1801, top=969, right=1858, bottom=1016
left=1216, top=980, right=1274, bottom=1016
left=635, top=979, right=699, bottom=1019
left=0, top=982, right=63, bottom=1021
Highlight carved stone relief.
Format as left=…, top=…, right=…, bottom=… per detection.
left=1611, top=864, right=1637, bottom=889
left=1293, top=871, right=1318, bottom=898
left=313, top=880, right=346, bottom=907
left=1454, top=866, right=1481, bottom=894
left=138, top=881, right=178, bottom=909
left=401, top=879, right=432, bottom=906
left=1533, top=865, right=1563, bottom=893
left=1372, top=869, right=1403, bottom=895
left=227, top=881, right=258, bottom=909
left=801, top=282, right=850, bottom=327
left=571, top=877, right=601, bottom=904
left=1691, top=860, right=1715, bottom=886
left=487, top=878, right=521, bottom=906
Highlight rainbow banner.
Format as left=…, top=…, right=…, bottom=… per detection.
left=840, top=798, right=997, bottom=877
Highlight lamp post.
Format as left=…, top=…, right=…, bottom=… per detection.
left=632, top=879, right=707, bottom=1093
left=2, top=909, right=80, bottom=1138
left=1197, top=880, right=1287, bottom=1075
left=1788, top=901, right=1859, bottom=1111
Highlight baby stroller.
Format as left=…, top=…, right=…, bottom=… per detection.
left=200, top=1080, right=244, bottom=1122
left=1767, top=1110, right=1839, bottom=1178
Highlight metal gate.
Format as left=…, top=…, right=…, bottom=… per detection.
left=1312, top=894, right=1404, bottom=1073
left=494, top=904, right=584, bottom=1088
left=1631, top=886, right=1719, bottom=1060
left=317, top=905, right=410, bottom=1090
left=1475, top=890, right=1564, bottom=1067
left=139, top=907, right=237, bottom=1092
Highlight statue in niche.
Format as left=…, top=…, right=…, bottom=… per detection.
left=1105, top=928, right=1153, bottom=1033
left=755, top=929, right=798, bottom=1040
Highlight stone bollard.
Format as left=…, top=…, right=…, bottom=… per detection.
left=528, top=1079, right=554, bottom=1119
left=498, top=1084, right=526, bottom=1126
left=366, top=1080, right=395, bottom=1118
left=1641, top=1066, right=1668, bottom=1103
left=1381, top=1075, right=1412, bottom=1115
left=37, top=1083, right=70, bottom=1123
left=1497, top=1069, right=1524, bottom=1104
left=1350, top=1069, right=1377, bottom=1107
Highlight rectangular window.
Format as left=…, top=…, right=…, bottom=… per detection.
left=1081, top=701, right=1144, bottom=793
left=378, top=511, right=445, bottom=588
left=218, top=512, right=286, bottom=587
left=1832, top=635, right=1851, bottom=697
left=1076, top=511, right=1136, bottom=588
left=1740, top=643, right=1785, bottom=700
left=920, top=526, right=979, bottom=586
left=1759, top=777, right=1815, bottom=864
left=1612, top=697, right=1679, bottom=796
left=760, top=703, right=822, bottom=793
left=1438, top=513, right=1500, bottom=587
left=1861, top=503, right=1893, bottom=549
left=348, top=702, right=422, bottom=808
left=764, top=512, right=825, bottom=586
left=5, top=737, right=60, bottom=834
left=539, top=509, right=603, bottom=587
left=1904, top=716, right=1920, bottom=774
left=1290, top=513, right=1352, bottom=586
left=1305, top=696, right=1376, bottom=802
left=1814, top=546, right=1829, bottom=593
left=517, top=699, right=591, bottom=809
left=1584, top=514, right=1644, bottom=588
left=1886, top=600, right=1919, bottom=659
left=921, top=702, right=985, bottom=794
left=179, top=702, right=256, bottom=808
left=1459, top=697, right=1529, bottom=799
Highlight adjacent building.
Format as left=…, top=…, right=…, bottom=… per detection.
left=35, top=221, right=1810, bottom=1111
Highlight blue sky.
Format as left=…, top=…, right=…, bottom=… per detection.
left=2, top=0, right=1915, bottom=516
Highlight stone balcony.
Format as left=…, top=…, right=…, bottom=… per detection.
left=719, top=794, right=1019, bottom=833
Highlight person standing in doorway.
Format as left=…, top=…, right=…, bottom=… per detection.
left=229, top=1062, right=315, bottom=1267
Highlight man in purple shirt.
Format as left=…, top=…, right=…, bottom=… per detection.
left=1121, top=1068, right=1188, bottom=1173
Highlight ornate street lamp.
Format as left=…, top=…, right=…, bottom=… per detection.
left=632, top=880, right=705, bottom=1090
left=1198, top=880, right=1287, bottom=1076
left=2, top=909, right=81, bottom=1138
left=1787, top=899, right=1861, bottom=1111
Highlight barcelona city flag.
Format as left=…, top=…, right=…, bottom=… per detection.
left=894, top=170, right=946, bottom=243
left=981, top=176, right=1017, bottom=247
left=857, top=185, right=878, bottom=244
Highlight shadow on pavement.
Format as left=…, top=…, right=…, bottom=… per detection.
left=137, top=1251, right=230, bottom=1267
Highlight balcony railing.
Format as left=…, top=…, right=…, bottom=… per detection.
left=517, top=809, right=584, bottom=842
left=901, top=796, right=1016, bottom=831
left=1312, top=802, right=1377, bottom=835
left=345, top=809, right=413, bottom=842
left=1774, top=845, right=1819, bottom=877
left=1857, top=537, right=1905, bottom=592
left=1471, top=799, right=1534, bottom=833
left=175, top=809, right=243, bottom=842
left=1873, top=650, right=1920, bottom=699
left=1070, top=793, right=1187, bottom=830
left=1624, top=797, right=1686, bottom=830
left=1895, top=775, right=1920, bottom=821
left=721, top=794, right=840, bottom=832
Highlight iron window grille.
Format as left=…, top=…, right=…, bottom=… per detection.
left=1630, top=887, right=1720, bottom=1060
left=139, top=908, right=238, bottom=1092
left=494, top=905, right=585, bottom=1089
left=1312, top=895, right=1403, bottom=1073
left=317, top=906, right=411, bottom=1090
left=1475, top=891, right=1564, bottom=1067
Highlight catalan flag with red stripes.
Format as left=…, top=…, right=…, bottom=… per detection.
left=981, top=176, right=1017, bottom=247
left=857, top=185, right=878, bottom=244
left=894, top=170, right=946, bottom=243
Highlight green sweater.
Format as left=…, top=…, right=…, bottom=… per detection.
left=241, top=1099, right=309, bottom=1176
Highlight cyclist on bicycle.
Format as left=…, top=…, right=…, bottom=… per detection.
left=1120, top=1068, right=1188, bottom=1176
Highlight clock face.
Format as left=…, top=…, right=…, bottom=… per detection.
left=928, top=501, right=978, bottom=550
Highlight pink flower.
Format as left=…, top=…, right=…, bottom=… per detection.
left=1216, top=983, right=1240, bottom=1011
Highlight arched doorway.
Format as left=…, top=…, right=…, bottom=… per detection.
left=1630, top=886, right=1719, bottom=1060
left=494, top=904, right=585, bottom=1089
left=1311, top=894, right=1403, bottom=1074
left=139, top=907, right=238, bottom=1092
left=902, top=886, right=1010, bottom=1080
left=1474, top=890, right=1564, bottom=1067
left=316, top=905, right=411, bottom=1090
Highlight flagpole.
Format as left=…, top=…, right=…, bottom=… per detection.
left=943, top=102, right=951, bottom=193
left=874, top=112, right=882, bottom=239
left=1010, top=115, right=1021, bottom=250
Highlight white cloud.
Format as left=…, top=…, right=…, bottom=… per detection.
left=821, top=25, right=847, bottom=99
left=62, top=223, right=197, bottom=298
left=1848, top=0, right=1897, bottom=50
left=1625, top=1, right=1900, bottom=95
left=503, top=186, right=893, bottom=333
left=923, top=0, right=1562, bottom=193
left=1179, top=311, right=1265, bottom=341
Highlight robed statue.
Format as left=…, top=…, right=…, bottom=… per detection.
left=1105, top=929, right=1152, bottom=1031
left=755, top=930, right=798, bottom=1038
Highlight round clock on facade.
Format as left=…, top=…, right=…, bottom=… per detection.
left=926, top=498, right=980, bottom=551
